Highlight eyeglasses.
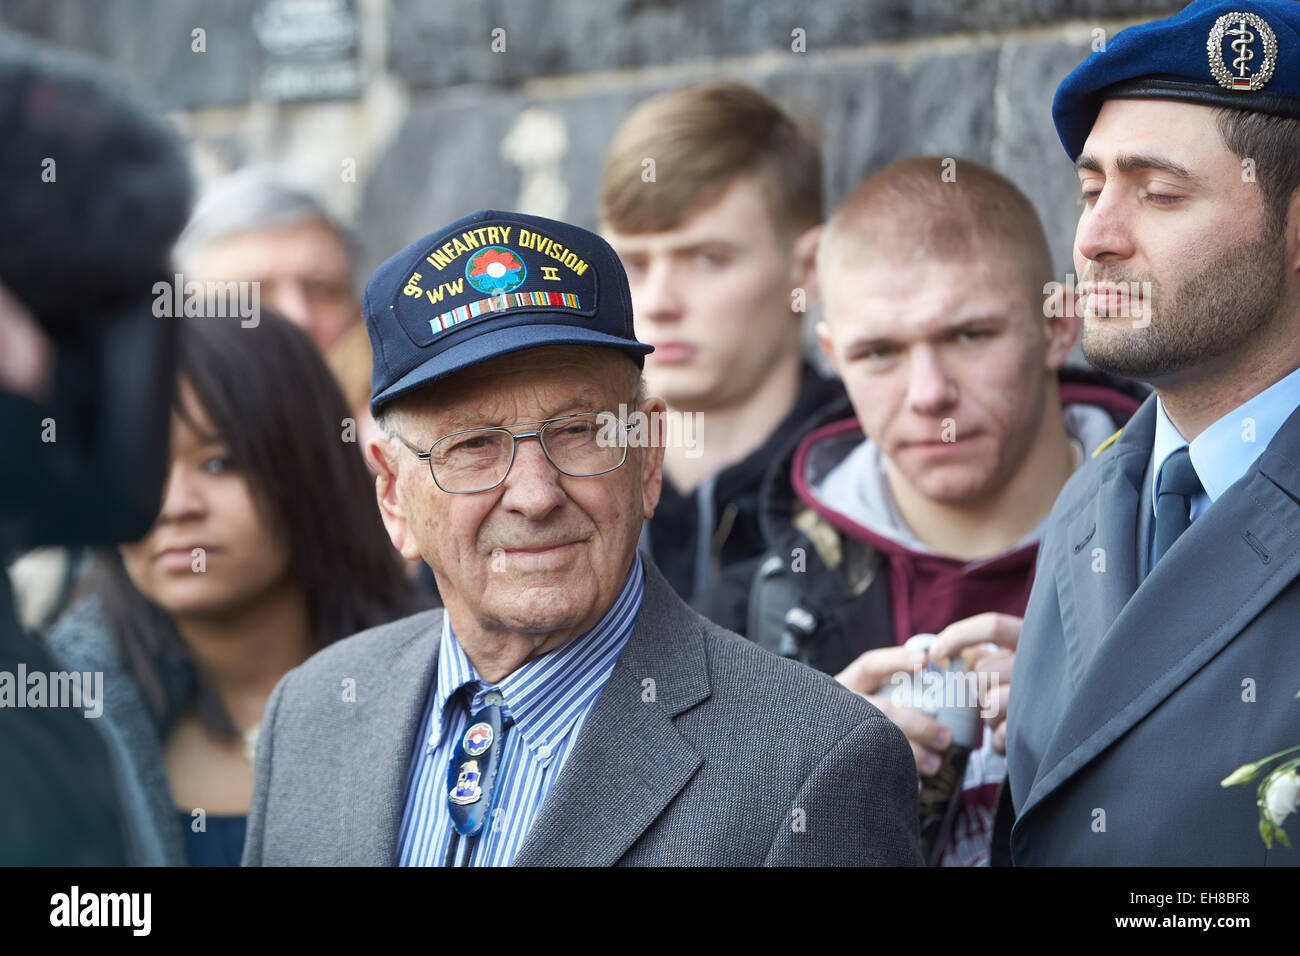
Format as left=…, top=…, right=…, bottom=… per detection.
left=391, top=412, right=635, bottom=494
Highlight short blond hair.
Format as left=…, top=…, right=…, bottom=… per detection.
left=819, top=156, right=1053, bottom=298
left=600, top=81, right=822, bottom=241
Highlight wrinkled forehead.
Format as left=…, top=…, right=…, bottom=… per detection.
left=404, top=346, right=629, bottom=433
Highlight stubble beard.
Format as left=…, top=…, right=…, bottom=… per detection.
left=1080, top=227, right=1286, bottom=382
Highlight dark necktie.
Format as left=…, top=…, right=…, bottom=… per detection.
left=1153, top=446, right=1203, bottom=564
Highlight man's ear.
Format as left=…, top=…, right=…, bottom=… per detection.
left=815, top=319, right=842, bottom=379
left=364, top=436, right=422, bottom=561
left=790, top=224, right=823, bottom=311
left=1285, top=188, right=1300, bottom=278
left=636, top=396, right=667, bottom=520
left=1041, top=280, right=1080, bottom=372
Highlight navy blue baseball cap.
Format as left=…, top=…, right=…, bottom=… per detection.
left=1053, top=0, right=1300, bottom=160
left=363, top=209, right=653, bottom=415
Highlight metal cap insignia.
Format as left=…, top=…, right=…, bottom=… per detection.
left=1208, top=12, right=1279, bottom=91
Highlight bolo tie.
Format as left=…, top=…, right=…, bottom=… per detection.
left=444, top=688, right=512, bottom=867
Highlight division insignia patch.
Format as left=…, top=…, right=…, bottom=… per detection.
left=449, top=760, right=483, bottom=806
left=462, top=722, right=494, bottom=757
left=465, top=245, right=527, bottom=295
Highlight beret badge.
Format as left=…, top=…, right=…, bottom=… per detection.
left=1207, top=12, right=1278, bottom=91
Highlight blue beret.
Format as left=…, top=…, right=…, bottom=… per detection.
left=1054, top=0, right=1300, bottom=160
left=363, top=209, right=653, bottom=416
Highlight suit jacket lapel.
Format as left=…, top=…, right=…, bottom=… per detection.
left=512, top=560, right=708, bottom=865
left=351, top=611, right=442, bottom=865
left=1022, top=402, right=1300, bottom=819
left=1055, top=397, right=1153, bottom=686
left=1135, top=453, right=1155, bottom=576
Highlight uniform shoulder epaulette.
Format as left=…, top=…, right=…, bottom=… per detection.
left=1091, top=428, right=1122, bottom=459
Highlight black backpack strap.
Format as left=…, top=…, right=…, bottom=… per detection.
left=746, top=554, right=808, bottom=659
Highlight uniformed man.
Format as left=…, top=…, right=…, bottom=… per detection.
left=1007, top=0, right=1300, bottom=864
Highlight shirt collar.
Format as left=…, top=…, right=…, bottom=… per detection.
left=1151, top=364, right=1300, bottom=513
left=429, top=550, right=644, bottom=754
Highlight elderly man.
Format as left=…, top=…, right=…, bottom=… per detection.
left=242, top=210, right=920, bottom=866
left=175, top=168, right=362, bottom=354
left=1008, top=0, right=1300, bottom=865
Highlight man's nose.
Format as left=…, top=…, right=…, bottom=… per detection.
left=634, top=259, right=683, bottom=324
left=265, top=281, right=314, bottom=332
left=1075, top=183, right=1137, bottom=265
left=497, top=438, right=567, bottom=519
left=906, top=347, right=958, bottom=416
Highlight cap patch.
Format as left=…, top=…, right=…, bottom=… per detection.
left=393, top=221, right=600, bottom=346
left=465, top=246, right=526, bottom=294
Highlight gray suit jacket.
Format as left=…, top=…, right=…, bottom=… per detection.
left=1007, top=394, right=1300, bottom=865
left=243, top=559, right=921, bottom=865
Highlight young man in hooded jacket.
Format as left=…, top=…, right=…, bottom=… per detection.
left=702, top=157, right=1146, bottom=865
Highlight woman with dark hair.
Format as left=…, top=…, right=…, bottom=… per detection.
left=46, top=310, right=424, bottom=866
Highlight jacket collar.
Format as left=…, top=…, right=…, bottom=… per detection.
left=363, top=559, right=710, bottom=866
left=511, top=558, right=710, bottom=865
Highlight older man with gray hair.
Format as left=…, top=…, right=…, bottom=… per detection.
left=176, top=166, right=362, bottom=353
left=242, top=209, right=921, bottom=866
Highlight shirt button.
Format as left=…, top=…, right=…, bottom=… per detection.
left=537, top=743, right=552, bottom=759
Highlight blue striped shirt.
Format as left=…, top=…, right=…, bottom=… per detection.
left=397, top=552, right=644, bottom=866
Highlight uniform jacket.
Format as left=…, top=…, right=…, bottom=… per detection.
left=242, top=558, right=923, bottom=866
left=1007, top=393, right=1300, bottom=865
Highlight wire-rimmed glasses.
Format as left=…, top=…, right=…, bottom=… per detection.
left=391, top=411, right=635, bottom=494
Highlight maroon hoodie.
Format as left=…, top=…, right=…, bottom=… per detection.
left=790, top=381, right=1142, bottom=647
left=784, top=380, right=1143, bottom=865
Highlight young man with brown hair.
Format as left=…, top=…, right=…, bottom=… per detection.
left=599, top=81, right=843, bottom=608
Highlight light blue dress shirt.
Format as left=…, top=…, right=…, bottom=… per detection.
left=1148, top=364, right=1300, bottom=570
left=397, top=552, right=644, bottom=866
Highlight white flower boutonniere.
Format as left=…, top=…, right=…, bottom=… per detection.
left=1221, top=688, right=1300, bottom=850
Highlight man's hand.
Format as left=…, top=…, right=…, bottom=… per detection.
left=836, top=645, right=952, bottom=776
left=929, top=612, right=1021, bottom=754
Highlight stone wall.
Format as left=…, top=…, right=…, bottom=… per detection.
left=1, top=0, right=1185, bottom=287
